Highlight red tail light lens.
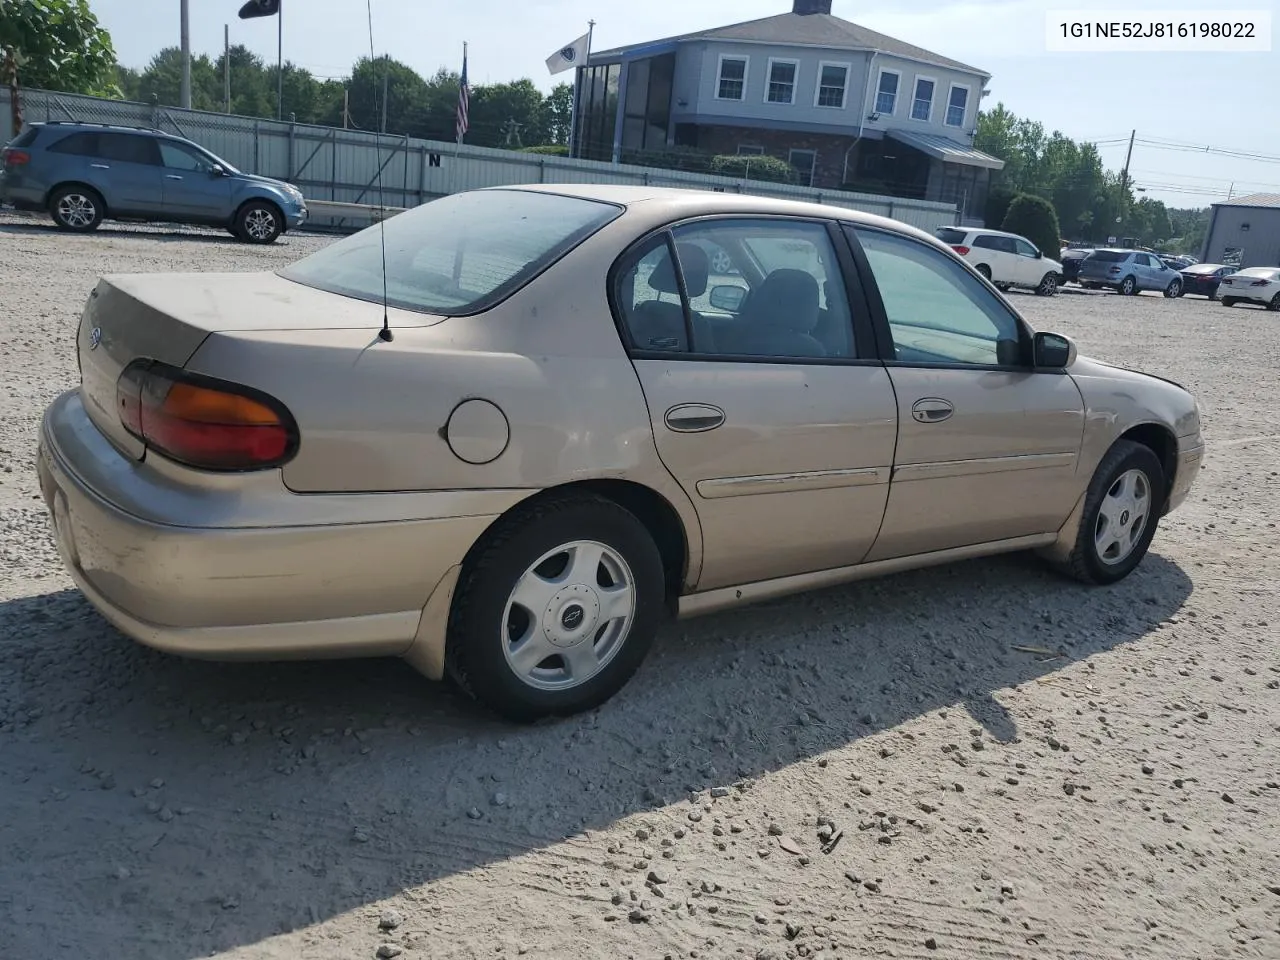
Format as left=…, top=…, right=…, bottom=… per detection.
left=116, top=361, right=298, bottom=471
left=2, top=148, right=30, bottom=166
left=951, top=245, right=970, bottom=256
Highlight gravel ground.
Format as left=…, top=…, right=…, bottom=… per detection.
left=1, top=211, right=1278, bottom=960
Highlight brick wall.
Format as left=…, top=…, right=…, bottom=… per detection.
left=696, top=124, right=861, bottom=189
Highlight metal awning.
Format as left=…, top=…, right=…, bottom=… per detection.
left=885, top=130, right=1005, bottom=170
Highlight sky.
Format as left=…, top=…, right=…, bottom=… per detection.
left=90, top=0, right=1280, bottom=209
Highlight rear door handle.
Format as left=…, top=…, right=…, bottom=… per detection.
left=90, top=163, right=110, bottom=169
left=911, top=398, right=954, bottom=423
left=165, top=174, right=184, bottom=180
left=664, top=403, right=725, bottom=433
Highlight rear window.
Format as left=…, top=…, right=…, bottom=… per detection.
left=1182, top=264, right=1218, bottom=274
left=934, top=227, right=967, bottom=244
left=280, top=190, right=623, bottom=316
left=1089, top=251, right=1130, bottom=263
left=6, top=127, right=40, bottom=149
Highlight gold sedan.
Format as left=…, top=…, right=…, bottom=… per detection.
left=37, top=185, right=1204, bottom=721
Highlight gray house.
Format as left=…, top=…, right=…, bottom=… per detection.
left=571, top=0, right=1003, bottom=222
left=1200, top=194, right=1280, bottom=269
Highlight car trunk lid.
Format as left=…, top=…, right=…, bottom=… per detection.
left=76, top=271, right=443, bottom=459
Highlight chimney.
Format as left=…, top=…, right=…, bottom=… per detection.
left=793, top=0, right=833, bottom=14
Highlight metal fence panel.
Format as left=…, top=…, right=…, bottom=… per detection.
left=2, top=88, right=957, bottom=231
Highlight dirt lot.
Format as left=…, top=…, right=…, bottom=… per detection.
left=1, top=214, right=1278, bottom=960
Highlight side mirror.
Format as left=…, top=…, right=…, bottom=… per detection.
left=708, top=284, right=746, bottom=312
left=210, top=163, right=227, bottom=177
left=1034, top=249, right=1043, bottom=259
left=1033, top=331, right=1077, bottom=369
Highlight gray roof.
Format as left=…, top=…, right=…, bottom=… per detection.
left=1214, top=192, right=1280, bottom=209
left=591, top=12, right=988, bottom=76
left=886, top=130, right=1004, bottom=170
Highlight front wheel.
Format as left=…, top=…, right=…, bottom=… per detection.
left=1034, top=272, right=1058, bottom=297
left=233, top=200, right=283, bottom=244
left=445, top=493, right=666, bottom=722
left=1051, top=440, right=1164, bottom=585
left=1164, top=278, right=1183, bottom=298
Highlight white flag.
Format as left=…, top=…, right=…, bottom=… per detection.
left=546, top=32, right=590, bottom=75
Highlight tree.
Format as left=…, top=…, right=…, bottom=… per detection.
left=543, top=82, right=573, bottom=146
left=0, top=0, right=119, bottom=96
left=137, top=46, right=219, bottom=110
left=469, top=78, right=547, bottom=148
left=1001, top=194, right=1062, bottom=259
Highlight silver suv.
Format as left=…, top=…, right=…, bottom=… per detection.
left=1, top=121, right=307, bottom=243
left=1077, top=249, right=1184, bottom=298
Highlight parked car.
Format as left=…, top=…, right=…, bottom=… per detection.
left=1076, top=249, right=1185, bottom=297
left=1218, top=267, right=1280, bottom=310
left=37, top=185, right=1204, bottom=721
left=1160, top=255, right=1196, bottom=270
left=1179, top=263, right=1237, bottom=299
left=0, top=121, right=307, bottom=243
left=935, top=226, right=1063, bottom=296
left=1060, top=247, right=1094, bottom=284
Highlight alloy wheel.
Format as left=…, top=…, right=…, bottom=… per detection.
left=501, top=540, right=636, bottom=691
left=56, top=193, right=96, bottom=228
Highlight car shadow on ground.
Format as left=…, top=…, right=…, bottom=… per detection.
left=0, top=550, right=1192, bottom=959
left=0, top=219, right=321, bottom=247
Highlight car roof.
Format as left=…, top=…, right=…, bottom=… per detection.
left=945, top=226, right=1027, bottom=239
left=32, top=120, right=184, bottom=142
left=501, top=183, right=940, bottom=243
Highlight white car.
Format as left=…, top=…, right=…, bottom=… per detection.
left=935, top=226, right=1063, bottom=297
left=1218, top=267, right=1280, bottom=311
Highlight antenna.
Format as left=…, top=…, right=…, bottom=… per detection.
left=366, top=0, right=393, bottom=342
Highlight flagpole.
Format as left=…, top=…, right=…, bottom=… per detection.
left=568, top=20, right=594, bottom=159
left=452, top=41, right=466, bottom=194
left=276, top=0, right=283, bottom=119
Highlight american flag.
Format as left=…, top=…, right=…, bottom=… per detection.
left=456, top=45, right=470, bottom=143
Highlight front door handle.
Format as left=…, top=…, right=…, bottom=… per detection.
left=165, top=174, right=184, bottom=180
left=90, top=163, right=110, bottom=169
left=664, top=403, right=725, bottom=433
left=911, top=398, right=954, bottom=423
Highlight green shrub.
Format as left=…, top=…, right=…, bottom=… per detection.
left=709, top=154, right=797, bottom=184
left=519, top=144, right=569, bottom=155
left=1001, top=193, right=1062, bottom=260
left=984, top=187, right=1017, bottom=229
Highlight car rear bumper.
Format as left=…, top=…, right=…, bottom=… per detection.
left=36, top=389, right=518, bottom=665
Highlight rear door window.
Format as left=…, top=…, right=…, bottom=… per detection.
left=97, top=133, right=161, bottom=165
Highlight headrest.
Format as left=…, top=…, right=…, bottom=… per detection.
left=646, top=242, right=710, bottom=298
left=749, top=269, right=820, bottom=332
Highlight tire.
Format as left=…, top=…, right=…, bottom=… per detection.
left=49, top=185, right=104, bottom=232
left=976, top=264, right=992, bottom=281
left=1034, top=272, right=1058, bottom=297
left=1269, top=293, right=1280, bottom=312
left=445, top=492, right=666, bottom=722
left=1221, top=297, right=1236, bottom=307
left=1119, top=275, right=1137, bottom=296
left=1163, top=278, right=1182, bottom=298
left=233, top=200, right=283, bottom=244
left=1052, top=439, right=1164, bottom=586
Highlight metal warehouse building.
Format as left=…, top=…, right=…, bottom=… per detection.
left=1201, top=193, right=1280, bottom=269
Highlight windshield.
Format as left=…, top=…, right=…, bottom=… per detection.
left=280, top=190, right=622, bottom=315
left=195, top=143, right=238, bottom=174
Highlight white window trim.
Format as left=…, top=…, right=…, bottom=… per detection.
left=813, top=59, right=851, bottom=109
left=874, top=67, right=901, bottom=116
left=715, top=53, right=749, bottom=102
left=789, top=148, right=817, bottom=187
left=764, top=57, right=801, bottom=105
left=945, top=81, right=971, bottom=128
left=910, top=75, right=936, bottom=123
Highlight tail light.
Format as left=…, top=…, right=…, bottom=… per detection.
left=951, top=245, right=970, bottom=255
left=1221, top=278, right=1233, bottom=284
left=116, top=361, right=298, bottom=471
left=2, top=148, right=30, bottom=166
left=1109, top=266, right=1122, bottom=274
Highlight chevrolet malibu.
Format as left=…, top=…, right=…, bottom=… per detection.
left=37, top=185, right=1205, bottom=722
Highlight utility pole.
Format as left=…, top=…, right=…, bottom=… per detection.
left=276, top=1, right=284, bottom=119
left=179, top=0, right=192, bottom=109
left=342, top=87, right=349, bottom=129
left=224, top=25, right=231, bottom=113
left=1118, top=128, right=1136, bottom=235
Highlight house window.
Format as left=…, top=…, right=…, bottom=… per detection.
left=815, top=62, right=849, bottom=108
left=766, top=59, right=798, bottom=104
left=875, top=69, right=900, bottom=115
left=716, top=56, right=747, bottom=101
left=911, top=77, right=935, bottom=121
left=737, top=144, right=765, bottom=155
left=789, top=148, right=816, bottom=186
left=946, top=84, right=970, bottom=127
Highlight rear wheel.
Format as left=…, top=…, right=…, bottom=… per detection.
left=1269, top=293, right=1280, bottom=312
left=445, top=492, right=666, bottom=722
left=976, top=264, right=992, bottom=281
left=1034, top=272, right=1058, bottom=297
left=49, top=185, right=104, bottom=232
left=1051, top=440, right=1164, bottom=585
left=1163, top=278, right=1182, bottom=298
left=1222, top=297, right=1237, bottom=307
left=1119, top=275, right=1137, bottom=296
left=233, top=200, right=283, bottom=244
